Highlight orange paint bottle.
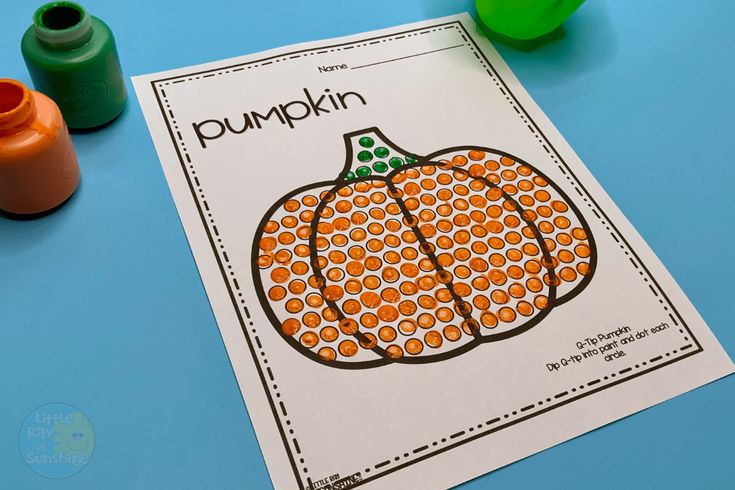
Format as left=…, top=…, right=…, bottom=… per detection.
left=0, top=78, right=79, bottom=215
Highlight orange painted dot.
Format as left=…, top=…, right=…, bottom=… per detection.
left=425, top=331, right=443, bottom=348
left=517, top=301, right=534, bottom=316
left=322, top=307, right=339, bottom=321
left=574, top=244, right=591, bottom=258
left=359, top=291, right=381, bottom=309
left=451, top=281, right=470, bottom=296
left=400, top=281, right=419, bottom=295
left=320, top=326, right=339, bottom=342
left=288, top=280, right=306, bottom=295
left=278, top=232, right=296, bottom=245
left=348, top=246, right=366, bottom=260
left=537, top=205, right=552, bottom=218
left=270, top=267, right=290, bottom=283
left=577, top=262, right=590, bottom=275
left=318, top=347, right=336, bottom=361
left=306, top=293, right=324, bottom=308
left=294, top=245, right=310, bottom=258
left=480, top=311, right=498, bottom=328
left=345, top=261, right=365, bottom=277
left=418, top=257, right=436, bottom=272
left=488, top=237, right=504, bottom=250
left=359, top=333, right=378, bottom=349
left=336, top=187, right=353, bottom=197
left=398, top=300, right=417, bottom=316
left=418, top=295, right=437, bottom=309
left=471, top=242, right=489, bottom=256
left=379, top=326, right=397, bottom=342
left=339, top=318, right=359, bottom=335
left=534, top=295, right=549, bottom=310
left=473, top=295, right=491, bottom=310
left=377, top=305, right=399, bottom=322
left=398, top=319, right=418, bottom=336
left=485, top=159, right=500, bottom=171
left=436, top=307, right=454, bottom=323
left=498, top=307, right=516, bottom=323
left=560, top=267, right=578, bottom=282
left=532, top=176, right=548, bottom=187
left=436, top=289, right=455, bottom=306
left=518, top=180, right=533, bottom=192
left=300, top=331, right=319, bottom=347
left=264, top=220, right=280, bottom=233
left=361, top=312, right=379, bottom=328
left=258, top=254, right=273, bottom=269
left=508, top=265, right=524, bottom=279
left=268, top=286, right=286, bottom=301
left=342, top=299, right=362, bottom=315
left=554, top=216, right=571, bottom=229
left=454, top=265, right=471, bottom=279
left=501, top=169, right=517, bottom=181
left=509, top=283, right=526, bottom=298
left=558, top=250, right=575, bottom=263
left=335, top=200, right=352, bottom=213
left=472, top=276, right=490, bottom=291
left=364, top=255, right=382, bottom=270
left=491, top=290, right=509, bottom=305
left=572, top=227, right=587, bottom=240
left=489, top=269, right=508, bottom=286
left=259, top=237, right=277, bottom=252
left=381, top=287, right=401, bottom=303
left=338, top=340, right=358, bottom=357
left=323, top=285, right=344, bottom=301
left=519, top=195, right=535, bottom=207
left=405, top=339, right=424, bottom=355
left=300, top=210, right=315, bottom=223
left=284, top=199, right=301, bottom=212
left=525, top=260, right=542, bottom=274
left=500, top=156, right=515, bottom=166
left=526, top=277, right=543, bottom=293
left=417, top=313, right=436, bottom=329
left=303, top=312, right=321, bottom=328
left=539, top=221, right=554, bottom=233
left=443, top=325, right=462, bottom=341
left=507, top=249, right=523, bottom=262
left=282, top=318, right=301, bottom=336
left=399, top=263, right=418, bottom=279
left=557, top=233, right=572, bottom=246
left=385, top=345, right=404, bottom=359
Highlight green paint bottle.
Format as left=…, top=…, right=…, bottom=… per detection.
left=21, top=2, right=127, bottom=129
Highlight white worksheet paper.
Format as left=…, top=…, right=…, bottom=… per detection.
left=133, top=14, right=733, bottom=490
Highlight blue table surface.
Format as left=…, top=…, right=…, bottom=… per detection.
left=2, top=1, right=734, bottom=488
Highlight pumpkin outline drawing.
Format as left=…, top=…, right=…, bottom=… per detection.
left=252, top=128, right=597, bottom=369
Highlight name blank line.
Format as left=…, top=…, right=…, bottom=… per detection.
left=351, top=44, right=464, bottom=70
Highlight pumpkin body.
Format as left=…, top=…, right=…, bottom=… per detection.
left=253, top=128, right=595, bottom=368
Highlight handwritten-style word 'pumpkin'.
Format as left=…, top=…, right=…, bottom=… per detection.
left=253, top=128, right=596, bottom=369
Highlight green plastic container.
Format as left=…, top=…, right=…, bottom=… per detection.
left=475, top=0, right=585, bottom=40
left=21, top=2, right=127, bottom=129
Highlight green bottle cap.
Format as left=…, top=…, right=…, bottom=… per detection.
left=21, top=2, right=127, bottom=129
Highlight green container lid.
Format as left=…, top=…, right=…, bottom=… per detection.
left=21, top=2, right=127, bottom=129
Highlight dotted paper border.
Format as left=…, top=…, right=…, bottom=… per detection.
left=150, top=20, right=702, bottom=489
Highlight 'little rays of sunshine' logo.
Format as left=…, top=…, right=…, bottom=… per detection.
left=18, top=403, right=95, bottom=479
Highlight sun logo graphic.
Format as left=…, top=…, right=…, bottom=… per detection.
left=19, top=403, right=95, bottom=479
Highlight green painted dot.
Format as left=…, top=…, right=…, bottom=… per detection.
left=389, top=157, right=403, bottom=168
left=406, top=155, right=417, bottom=164
left=374, top=147, right=389, bottom=158
left=372, top=161, right=388, bottom=173
left=356, top=166, right=372, bottom=177
left=357, top=150, right=373, bottom=163
left=358, top=136, right=374, bottom=148
left=345, top=171, right=355, bottom=180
